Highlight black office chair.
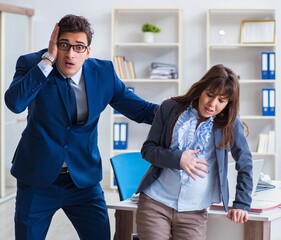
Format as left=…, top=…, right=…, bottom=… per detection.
left=110, top=152, right=151, bottom=201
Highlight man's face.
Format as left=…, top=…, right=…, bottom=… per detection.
left=56, top=32, right=90, bottom=78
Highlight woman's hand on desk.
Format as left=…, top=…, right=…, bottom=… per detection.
left=227, top=209, right=249, bottom=223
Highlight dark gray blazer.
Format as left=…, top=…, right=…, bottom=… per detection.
left=136, top=99, right=253, bottom=212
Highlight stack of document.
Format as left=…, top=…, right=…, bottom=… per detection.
left=210, top=198, right=281, bottom=213
left=250, top=199, right=281, bottom=213
left=256, top=180, right=275, bottom=192
left=113, top=122, right=128, bottom=149
left=149, top=62, right=178, bottom=79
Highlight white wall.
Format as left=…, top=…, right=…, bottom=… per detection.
left=0, top=0, right=279, bottom=181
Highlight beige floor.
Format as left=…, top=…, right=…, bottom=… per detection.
left=0, top=175, right=120, bottom=240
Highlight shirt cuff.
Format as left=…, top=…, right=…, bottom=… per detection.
left=38, top=60, right=53, bottom=77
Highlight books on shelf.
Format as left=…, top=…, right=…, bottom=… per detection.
left=257, top=131, right=275, bottom=153
left=269, top=52, right=276, bottom=79
left=149, top=62, right=178, bottom=79
left=261, top=52, right=275, bottom=80
left=267, top=130, right=275, bottom=153
left=257, top=133, right=268, bottom=153
left=127, top=61, right=136, bottom=79
left=113, top=56, right=136, bottom=80
left=262, top=88, right=275, bottom=116
left=113, top=122, right=128, bottom=150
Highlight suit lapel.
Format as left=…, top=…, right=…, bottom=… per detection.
left=50, top=67, right=71, bottom=121
left=49, top=61, right=98, bottom=124
left=214, top=127, right=227, bottom=171
left=83, top=61, right=97, bottom=121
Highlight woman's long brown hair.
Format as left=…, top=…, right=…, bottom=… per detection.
left=171, top=64, right=244, bottom=149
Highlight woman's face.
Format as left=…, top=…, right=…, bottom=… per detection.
left=198, top=90, right=229, bottom=119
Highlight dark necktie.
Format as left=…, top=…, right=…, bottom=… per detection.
left=66, top=78, right=77, bottom=124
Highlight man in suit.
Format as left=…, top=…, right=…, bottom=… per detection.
left=5, top=14, right=157, bottom=240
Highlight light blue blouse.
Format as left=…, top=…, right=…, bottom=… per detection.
left=144, top=106, right=221, bottom=211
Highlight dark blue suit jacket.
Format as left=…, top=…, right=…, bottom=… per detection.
left=5, top=49, right=157, bottom=188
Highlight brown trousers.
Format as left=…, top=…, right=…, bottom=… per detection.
left=136, top=193, right=208, bottom=240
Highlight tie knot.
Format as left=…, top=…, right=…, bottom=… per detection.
left=66, top=78, right=72, bottom=88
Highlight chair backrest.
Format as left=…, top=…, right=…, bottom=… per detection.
left=110, top=152, right=151, bottom=201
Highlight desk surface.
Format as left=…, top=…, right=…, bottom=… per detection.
left=107, top=181, right=281, bottom=222
left=108, top=199, right=137, bottom=211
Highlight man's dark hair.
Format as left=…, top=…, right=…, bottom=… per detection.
left=58, top=14, right=94, bottom=45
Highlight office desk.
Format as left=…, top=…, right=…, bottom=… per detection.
left=107, top=182, right=281, bottom=240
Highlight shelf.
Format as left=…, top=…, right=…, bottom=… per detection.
left=112, top=149, right=140, bottom=154
left=209, top=44, right=276, bottom=48
left=241, top=116, right=276, bottom=120
left=110, top=8, right=182, bottom=188
left=207, top=9, right=275, bottom=46
left=252, top=152, right=276, bottom=157
left=114, top=43, right=180, bottom=47
left=114, top=8, right=181, bottom=13
left=208, top=9, right=275, bottom=13
left=239, top=80, right=275, bottom=84
left=122, top=79, right=180, bottom=83
left=207, top=8, right=277, bottom=178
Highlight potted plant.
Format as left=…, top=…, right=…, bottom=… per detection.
left=141, top=23, right=161, bottom=43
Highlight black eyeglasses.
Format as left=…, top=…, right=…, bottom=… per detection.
left=57, top=42, right=88, bottom=53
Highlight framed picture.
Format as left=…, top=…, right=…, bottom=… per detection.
left=240, top=20, right=276, bottom=44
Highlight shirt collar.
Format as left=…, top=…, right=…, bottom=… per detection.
left=58, top=67, right=82, bottom=86
left=70, top=68, right=82, bottom=85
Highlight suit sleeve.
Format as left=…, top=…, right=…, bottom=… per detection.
left=109, top=65, right=158, bottom=124
left=5, top=51, right=48, bottom=113
left=231, top=117, right=253, bottom=211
